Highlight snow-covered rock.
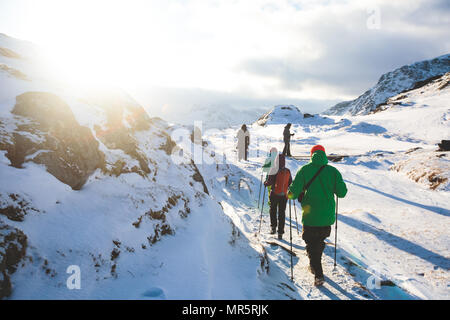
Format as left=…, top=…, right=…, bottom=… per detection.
left=6, top=92, right=106, bottom=190
left=0, top=221, right=27, bottom=299
left=324, top=54, right=450, bottom=116
left=373, top=72, right=450, bottom=113
left=391, top=148, right=449, bottom=191
left=0, top=33, right=38, bottom=60
left=256, top=105, right=303, bottom=126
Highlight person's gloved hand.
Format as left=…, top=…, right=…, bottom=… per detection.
left=287, top=192, right=295, bottom=199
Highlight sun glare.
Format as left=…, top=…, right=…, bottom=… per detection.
left=15, top=0, right=350, bottom=101
left=20, top=0, right=298, bottom=95
left=29, top=0, right=169, bottom=89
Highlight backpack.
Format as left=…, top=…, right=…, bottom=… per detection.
left=273, top=168, right=291, bottom=196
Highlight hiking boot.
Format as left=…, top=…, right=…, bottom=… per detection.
left=278, top=233, right=283, bottom=240
left=270, top=229, right=276, bottom=235
left=314, top=276, right=325, bottom=287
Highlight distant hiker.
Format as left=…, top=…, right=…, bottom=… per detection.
left=282, top=123, right=294, bottom=157
left=237, top=124, right=250, bottom=161
left=264, top=153, right=292, bottom=239
left=288, top=145, right=347, bottom=286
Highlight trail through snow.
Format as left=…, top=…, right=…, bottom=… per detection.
left=199, top=107, right=449, bottom=300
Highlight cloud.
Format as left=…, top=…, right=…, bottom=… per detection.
left=128, top=0, right=450, bottom=113
left=3, top=0, right=448, bottom=114
left=236, top=0, right=450, bottom=99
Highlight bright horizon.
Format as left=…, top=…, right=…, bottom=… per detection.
left=1, top=0, right=449, bottom=114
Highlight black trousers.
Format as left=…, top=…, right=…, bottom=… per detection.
left=302, top=225, right=331, bottom=277
left=269, top=194, right=287, bottom=234
left=282, top=141, right=291, bottom=156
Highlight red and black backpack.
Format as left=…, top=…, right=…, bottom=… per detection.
left=273, top=167, right=291, bottom=196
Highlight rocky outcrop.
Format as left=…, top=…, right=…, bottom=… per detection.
left=0, top=222, right=27, bottom=299
left=0, top=193, right=40, bottom=222
left=0, top=47, right=22, bottom=59
left=4, top=92, right=105, bottom=190
left=324, top=54, right=450, bottom=115
left=391, top=149, right=449, bottom=191
left=438, top=140, right=450, bottom=152
left=322, top=100, right=351, bottom=116
left=371, top=72, right=450, bottom=114
left=0, top=64, right=29, bottom=81
left=86, top=91, right=153, bottom=177
left=190, top=161, right=209, bottom=195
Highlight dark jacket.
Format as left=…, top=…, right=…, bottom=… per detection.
left=283, top=125, right=292, bottom=143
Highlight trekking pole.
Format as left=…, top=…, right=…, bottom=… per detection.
left=289, top=199, right=294, bottom=281
left=293, top=200, right=299, bottom=235
left=334, top=195, right=338, bottom=269
left=258, top=186, right=266, bottom=234
left=257, top=171, right=263, bottom=209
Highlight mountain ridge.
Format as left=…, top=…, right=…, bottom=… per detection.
left=323, top=53, right=450, bottom=116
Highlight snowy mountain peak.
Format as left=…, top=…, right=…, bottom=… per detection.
left=256, top=105, right=304, bottom=126
left=374, top=72, right=450, bottom=113
left=324, top=53, right=450, bottom=116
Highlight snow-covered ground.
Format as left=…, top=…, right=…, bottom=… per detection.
left=199, top=91, right=449, bottom=299
left=1, top=32, right=449, bottom=300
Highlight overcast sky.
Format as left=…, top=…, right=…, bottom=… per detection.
left=0, top=0, right=449, bottom=114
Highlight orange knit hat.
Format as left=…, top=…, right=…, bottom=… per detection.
left=311, top=145, right=326, bottom=155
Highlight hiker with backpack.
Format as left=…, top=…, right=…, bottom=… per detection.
left=257, top=147, right=279, bottom=210
left=287, top=145, right=347, bottom=286
left=236, top=124, right=250, bottom=161
left=282, top=123, right=294, bottom=157
left=264, top=153, right=292, bottom=240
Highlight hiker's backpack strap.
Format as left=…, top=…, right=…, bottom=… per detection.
left=298, top=165, right=326, bottom=203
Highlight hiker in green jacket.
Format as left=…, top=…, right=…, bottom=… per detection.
left=287, top=145, right=347, bottom=286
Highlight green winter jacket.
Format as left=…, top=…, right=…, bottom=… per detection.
left=289, top=150, right=347, bottom=227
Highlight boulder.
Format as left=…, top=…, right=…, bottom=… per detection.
left=10, top=92, right=105, bottom=190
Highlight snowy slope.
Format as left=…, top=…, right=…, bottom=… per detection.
left=0, top=34, right=290, bottom=300
left=324, top=54, right=450, bottom=116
